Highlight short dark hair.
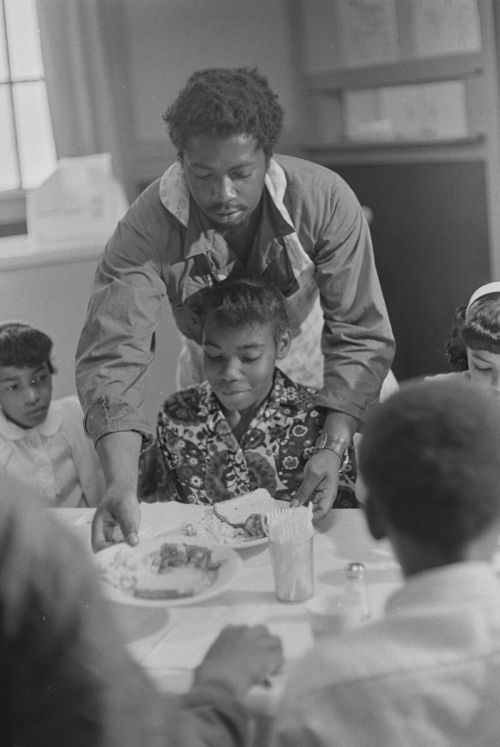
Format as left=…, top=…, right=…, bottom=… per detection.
left=202, top=278, right=289, bottom=343
left=163, top=67, right=284, bottom=159
left=446, top=292, right=500, bottom=371
left=0, top=322, right=55, bottom=373
left=359, top=378, right=500, bottom=552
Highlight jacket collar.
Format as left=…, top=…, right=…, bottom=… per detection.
left=159, top=156, right=294, bottom=247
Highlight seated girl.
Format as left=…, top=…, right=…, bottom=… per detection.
left=432, top=281, right=500, bottom=396
left=145, top=279, right=357, bottom=507
left=0, top=321, right=104, bottom=507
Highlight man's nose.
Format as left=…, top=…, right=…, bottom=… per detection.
left=213, top=176, right=236, bottom=200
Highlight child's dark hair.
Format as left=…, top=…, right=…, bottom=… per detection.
left=446, top=292, right=500, bottom=371
left=202, top=278, right=289, bottom=343
left=359, top=378, right=500, bottom=554
left=0, top=322, right=55, bottom=373
left=163, top=67, right=284, bottom=159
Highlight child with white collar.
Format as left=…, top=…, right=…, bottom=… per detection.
left=0, top=322, right=104, bottom=506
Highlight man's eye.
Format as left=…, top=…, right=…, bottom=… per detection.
left=232, top=171, right=252, bottom=180
left=241, top=355, right=260, bottom=363
left=205, top=352, right=222, bottom=361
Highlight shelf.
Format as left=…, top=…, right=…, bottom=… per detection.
left=0, top=234, right=103, bottom=272
left=302, top=134, right=486, bottom=153
left=301, top=133, right=486, bottom=160
left=307, top=52, right=483, bottom=92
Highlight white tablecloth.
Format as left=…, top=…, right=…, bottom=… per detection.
left=50, top=504, right=403, bottom=710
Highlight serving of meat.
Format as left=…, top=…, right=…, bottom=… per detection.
left=158, top=542, right=219, bottom=572
left=158, top=543, right=188, bottom=568
left=243, top=513, right=265, bottom=538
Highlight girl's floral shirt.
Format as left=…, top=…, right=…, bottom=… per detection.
left=155, top=369, right=357, bottom=506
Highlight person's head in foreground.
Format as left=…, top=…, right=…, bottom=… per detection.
left=359, top=377, right=500, bottom=576
left=0, top=483, right=283, bottom=746
left=201, top=278, right=291, bottom=417
left=0, top=321, right=54, bottom=429
left=163, top=67, right=283, bottom=232
left=446, top=281, right=500, bottom=397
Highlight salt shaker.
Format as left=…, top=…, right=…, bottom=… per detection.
left=344, top=561, right=371, bottom=622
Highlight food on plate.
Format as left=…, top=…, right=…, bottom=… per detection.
left=181, top=511, right=250, bottom=544
left=99, top=541, right=220, bottom=599
left=243, top=513, right=265, bottom=537
left=181, top=490, right=283, bottom=545
left=157, top=542, right=217, bottom=571
left=135, top=567, right=213, bottom=599
left=213, top=488, right=277, bottom=527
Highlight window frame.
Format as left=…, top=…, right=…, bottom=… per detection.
left=0, top=0, right=55, bottom=235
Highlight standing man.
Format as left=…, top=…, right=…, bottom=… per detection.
left=76, top=67, right=394, bottom=549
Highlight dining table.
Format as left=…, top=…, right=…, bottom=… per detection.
left=50, top=502, right=403, bottom=744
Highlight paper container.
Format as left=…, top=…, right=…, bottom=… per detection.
left=26, top=152, right=128, bottom=251
left=268, top=536, right=314, bottom=603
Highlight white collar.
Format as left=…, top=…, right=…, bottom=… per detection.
left=386, top=561, right=499, bottom=615
left=0, top=400, right=63, bottom=440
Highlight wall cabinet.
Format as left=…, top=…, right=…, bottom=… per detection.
left=289, top=0, right=500, bottom=378
left=300, top=1, right=490, bottom=144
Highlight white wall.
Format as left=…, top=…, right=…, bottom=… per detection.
left=118, top=0, right=304, bottom=183
left=125, top=0, right=300, bottom=142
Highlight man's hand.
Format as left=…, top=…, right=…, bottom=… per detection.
left=193, top=625, right=283, bottom=699
left=291, top=449, right=340, bottom=521
left=293, top=411, right=360, bottom=521
left=93, top=430, right=143, bottom=552
left=92, top=485, right=141, bottom=552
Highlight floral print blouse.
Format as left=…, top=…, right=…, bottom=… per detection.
left=154, top=369, right=357, bottom=507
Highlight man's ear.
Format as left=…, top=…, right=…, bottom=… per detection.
left=364, top=490, right=387, bottom=542
left=275, top=329, right=292, bottom=360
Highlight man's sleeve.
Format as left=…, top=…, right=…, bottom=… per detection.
left=312, top=176, right=395, bottom=421
left=75, top=186, right=168, bottom=445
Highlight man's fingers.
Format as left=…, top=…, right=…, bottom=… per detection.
left=91, top=494, right=140, bottom=552
left=291, top=476, right=317, bottom=508
left=91, top=510, right=108, bottom=552
left=117, top=509, right=139, bottom=545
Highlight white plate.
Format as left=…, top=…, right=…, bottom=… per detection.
left=96, top=534, right=242, bottom=607
left=175, top=500, right=293, bottom=550
left=213, top=500, right=292, bottom=549
left=223, top=535, right=269, bottom=550
left=173, top=528, right=268, bottom=551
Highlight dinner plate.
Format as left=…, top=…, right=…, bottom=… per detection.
left=175, top=524, right=269, bottom=550
left=221, top=535, right=269, bottom=550
left=175, top=500, right=293, bottom=550
left=210, top=500, right=294, bottom=550
left=96, top=534, right=242, bottom=607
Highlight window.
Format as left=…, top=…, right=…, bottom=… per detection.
left=0, top=0, right=56, bottom=194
